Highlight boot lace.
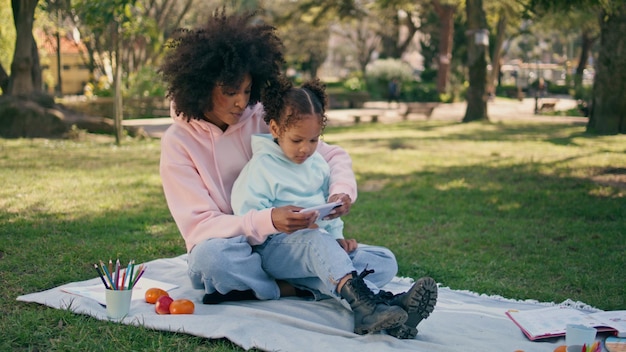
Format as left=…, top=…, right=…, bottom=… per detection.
left=350, top=268, right=376, bottom=304
left=373, top=290, right=396, bottom=304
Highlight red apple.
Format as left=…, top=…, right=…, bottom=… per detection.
left=155, top=295, right=174, bottom=314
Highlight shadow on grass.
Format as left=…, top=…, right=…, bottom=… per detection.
left=349, top=162, right=625, bottom=311
left=330, top=120, right=601, bottom=147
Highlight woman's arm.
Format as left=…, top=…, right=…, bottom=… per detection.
left=316, top=141, right=357, bottom=217
left=160, top=128, right=276, bottom=250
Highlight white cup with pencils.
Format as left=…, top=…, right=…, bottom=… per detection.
left=94, top=259, right=145, bottom=319
left=105, top=289, right=133, bottom=319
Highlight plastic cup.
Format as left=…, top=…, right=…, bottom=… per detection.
left=105, top=289, right=133, bottom=319
left=566, top=324, right=596, bottom=347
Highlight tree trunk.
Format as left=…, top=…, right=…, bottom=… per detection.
left=8, top=0, right=39, bottom=96
left=55, top=29, right=63, bottom=96
left=573, top=29, right=595, bottom=99
left=463, top=0, right=489, bottom=122
left=488, top=10, right=507, bottom=98
left=0, top=63, right=9, bottom=93
left=31, top=33, right=42, bottom=92
left=433, top=0, right=456, bottom=94
left=113, top=21, right=123, bottom=145
left=379, top=13, right=401, bottom=59
left=587, top=4, right=626, bottom=134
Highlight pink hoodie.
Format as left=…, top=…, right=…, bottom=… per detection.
left=160, top=103, right=357, bottom=251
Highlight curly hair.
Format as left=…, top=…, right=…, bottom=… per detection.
left=262, top=76, right=328, bottom=133
left=159, top=8, right=285, bottom=121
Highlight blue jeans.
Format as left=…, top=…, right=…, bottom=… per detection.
left=187, top=229, right=398, bottom=302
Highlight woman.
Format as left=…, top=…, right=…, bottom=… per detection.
left=159, top=9, right=434, bottom=337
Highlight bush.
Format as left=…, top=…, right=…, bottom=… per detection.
left=402, top=81, right=441, bottom=102
left=126, top=66, right=168, bottom=98
left=420, top=68, right=438, bottom=83
left=365, top=59, right=415, bottom=100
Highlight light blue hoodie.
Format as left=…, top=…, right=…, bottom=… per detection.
left=231, top=133, right=344, bottom=239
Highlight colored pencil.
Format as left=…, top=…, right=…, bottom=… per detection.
left=93, top=263, right=110, bottom=289
left=127, top=261, right=135, bottom=290
left=95, top=259, right=143, bottom=290
left=114, top=259, right=121, bottom=290
left=100, top=260, right=115, bottom=289
left=131, top=265, right=146, bottom=288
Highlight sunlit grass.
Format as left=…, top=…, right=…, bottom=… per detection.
left=1, top=119, right=625, bottom=351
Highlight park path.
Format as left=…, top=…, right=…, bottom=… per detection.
left=123, top=96, right=585, bottom=139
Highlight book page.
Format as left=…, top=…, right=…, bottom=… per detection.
left=507, top=306, right=608, bottom=339
left=589, top=311, right=626, bottom=337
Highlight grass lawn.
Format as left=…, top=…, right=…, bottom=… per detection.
left=1, top=119, right=624, bottom=351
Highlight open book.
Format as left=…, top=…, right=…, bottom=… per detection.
left=506, top=306, right=626, bottom=341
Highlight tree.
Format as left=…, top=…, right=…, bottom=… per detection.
left=7, top=0, right=41, bottom=96
left=72, top=0, right=136, bottom=144
left=373, top=3, right=422, bottom=60
left=483, top=0, right=525, bottom=98
left=69, top=0, right=199, bottom=97
left=529, top=0, right=625, bottom=134
left=0, top=0, right=16, bottom=93
left=268, top=1, right=330, bottom=79
left=587, top=4, right=626, bottom=134
left=284, top=0, right=424, bottom=75
left=331, top=19, right=381, bottom=75
left=432, top=0, right=457, bottom=94
left=463, top=0, right=489, bottom=122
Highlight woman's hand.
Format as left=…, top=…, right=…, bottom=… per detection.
left=271, top=205, right=318, bottom=234
left=337, top=238, right=358, bottom=253
left=325, top=193, right=352, bottom=219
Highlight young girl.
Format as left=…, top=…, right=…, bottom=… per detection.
left=231, top=77, right=437, bottom=337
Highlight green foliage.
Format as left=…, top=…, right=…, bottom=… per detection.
left=495, top=84, right=521, bottom=98
left=92, top=76, right=113, bottom=97
left=73, top=0, right=137, bottom=26
left=342, top=71, right=365, bottom=91
left=572, top=83, right=593, bottom=102
left=401, top=81, right=441, bottom=102
left=0, top=0, right=15, bottom=79
left=126, top=66, right=168, bottom=98
left=420, top=68, right=438, bottom=83
left=366, top=58, right=415, bottom=82
left=84, top=66, right=167, bottom=99
left=365, top=58, right=415, bottom=99
left=547, top=84, right=569, bottom=95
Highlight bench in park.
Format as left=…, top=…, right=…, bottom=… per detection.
left=538, top=99, right=559, bottom=112
left=350, top=110, right=383, bottom=123
left=401, top=103, right=439, bottom=120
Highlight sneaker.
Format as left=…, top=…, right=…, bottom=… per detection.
left=378, top=276, right=437, bottom=339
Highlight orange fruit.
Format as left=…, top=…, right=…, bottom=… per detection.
left=145, top=287, right=169, bottom=304
left=169, top=299, right=195, bottom=314
left=553, top=346, right=567, bottom=352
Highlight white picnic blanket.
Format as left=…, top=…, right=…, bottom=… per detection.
left=17, top=254, right=603, bottom=352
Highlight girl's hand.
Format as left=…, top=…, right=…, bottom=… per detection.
left=271, top=205, right=318, bottom=233
left=325, top=193, right=352, bottom=219
left=337, top=238, right=358, bottom=253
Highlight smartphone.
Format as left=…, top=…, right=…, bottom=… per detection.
left=298, top=201, right=343, bottom=221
